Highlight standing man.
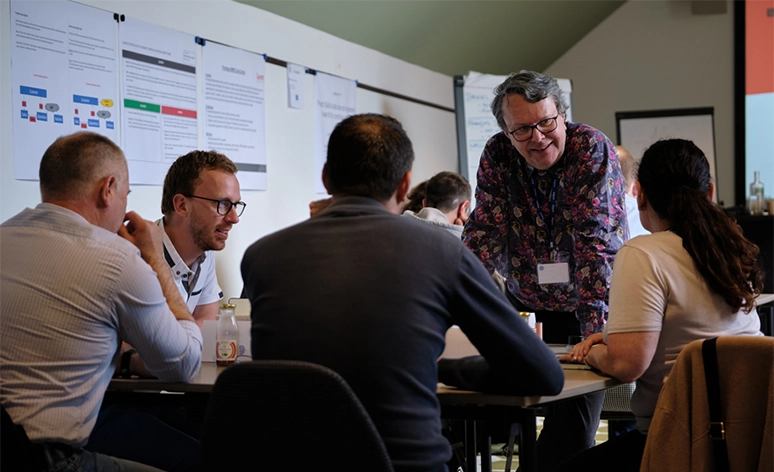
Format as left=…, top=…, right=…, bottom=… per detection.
left=463, top=71, right=628, bottom=471
left=0, top=132, right=202, bottom=472
left=158, top=150, right=244, bottom=328
left=242, top=114, right=564, bottom=472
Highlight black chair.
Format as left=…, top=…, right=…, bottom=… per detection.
left=1, top=404, right=35, bottom=471
left=198, top=360, right=395, bottom=472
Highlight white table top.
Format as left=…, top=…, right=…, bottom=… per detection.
left=108, top=361, right=620, bottom=408
left=436, top=367, right=621, bottom=408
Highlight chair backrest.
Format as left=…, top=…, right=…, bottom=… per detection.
left=198, top=360, right=395, bottom=472
left=1, top=404, right=35, bottom=471
left=641, top=336, right=774, bottom=472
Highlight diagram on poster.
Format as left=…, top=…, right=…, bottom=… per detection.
left=202, top=42, right=267, bottom=191
left=119, top=17, right=198, bottom=185
left=10, top=0, right=118, bottom=180
left=314, top=72, right=356, bottom=194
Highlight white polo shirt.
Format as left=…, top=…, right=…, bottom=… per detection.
left=157, top=218, right=223, bottom=313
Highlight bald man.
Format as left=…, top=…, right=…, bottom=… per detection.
left=616, top=145, right=649, bottom=238
left=0, top=132, right=201, bottom=472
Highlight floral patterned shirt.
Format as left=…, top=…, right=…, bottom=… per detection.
left=462, top=122, right=629, bottom=337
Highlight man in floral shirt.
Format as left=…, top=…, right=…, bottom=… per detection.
left=462, top=70, right=628, bottom=471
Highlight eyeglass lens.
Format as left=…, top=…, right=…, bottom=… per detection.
left=512, top=116, right=558, bottom=141
left=217, top=200, right=246, bottom=217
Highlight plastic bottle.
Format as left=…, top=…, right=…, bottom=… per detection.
left=216, top=303, right=239, bottom=366
left=749, top=171, right=765, bottom=215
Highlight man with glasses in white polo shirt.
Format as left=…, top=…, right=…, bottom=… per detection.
left=155, top=150, right=244, bottom=329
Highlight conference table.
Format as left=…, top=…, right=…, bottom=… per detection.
left=108, top=359, right=620, bottom=472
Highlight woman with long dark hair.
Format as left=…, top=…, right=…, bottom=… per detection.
left=558, top=138, right=764, bottom=471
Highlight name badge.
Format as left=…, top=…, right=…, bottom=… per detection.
left=537, top=262, right=570, bottom=284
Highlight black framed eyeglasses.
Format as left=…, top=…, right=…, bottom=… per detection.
left=187, top=195, right=246, bottom=217
left=508, top=115, right=560, bottom=142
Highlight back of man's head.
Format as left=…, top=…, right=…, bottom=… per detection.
left=616, top=145, right=637, bottom=191
left=325, top=114, right=414, bottom=201
left=161, top=150, right=238, bottom=215
left=39, top=132, right=125, bottom=202
left=424, top=172, right=471, bottom=213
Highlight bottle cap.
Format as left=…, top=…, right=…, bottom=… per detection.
left=219, top=303, right=236, bottom=309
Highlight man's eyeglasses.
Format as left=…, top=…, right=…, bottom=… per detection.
left=187, top=195, right=246, bottom=217
left=508, top=115, right=560, bottom=142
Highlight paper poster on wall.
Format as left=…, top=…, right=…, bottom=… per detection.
left=616, top=108, right=718, bottom=203
left=202, top=42, right=266, bottom=191
left=10, top=0, right=118, bottom=180
left=287, top=63, right=305, bottom=109
left=119, top=17, right=198, bottom=185
left=460, top=71, right=572, bottom=206
left=313, top=72, right=356, bottom=194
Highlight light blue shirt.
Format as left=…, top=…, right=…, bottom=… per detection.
left=626, top=195, right=649, bottom=239
left=0, top=204, right=202, bottom=446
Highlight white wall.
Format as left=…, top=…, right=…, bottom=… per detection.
left=0, top=0, right=457, bottom=299
left=545, top=0, right=735, bottom=206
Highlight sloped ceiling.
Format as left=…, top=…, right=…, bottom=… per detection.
left=235, top=0, right=625, bottom=76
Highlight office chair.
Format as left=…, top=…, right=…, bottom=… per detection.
left=600, top=382, right=637, bottom=438
left=641, top=336, right=774, bottom=472
left=198, top=360, right=395, bottom=472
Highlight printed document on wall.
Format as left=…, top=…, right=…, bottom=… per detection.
left=462, top=72, right=503, bottom=191
left=314, top=73, right=356, bottom=194
left=202, top=42, right=266, bottom=190
left=10, top=0, right=118, bottom=180
left=119, top=18, right=198, bottom=185
left=287, top=63, right=305, bottom=109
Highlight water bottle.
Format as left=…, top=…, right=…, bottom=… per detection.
left=216, top=303, right=238, bottom=366
left=749, top=171, right=765, bottom=215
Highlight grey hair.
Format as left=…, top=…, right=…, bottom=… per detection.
left=490, top=70, right=569, bottom=131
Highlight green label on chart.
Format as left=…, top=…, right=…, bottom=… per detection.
left=123, top=99, right=160, bottom=113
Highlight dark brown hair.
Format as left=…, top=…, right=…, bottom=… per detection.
left=638, top=139, right=763, bottom=313
left=325, top=114, right=414, bottom=201
left=401, top=180, right=428, bottom=214
left=161, top=150, right=237, bottom=215
left=425, top=171, right=471, bottom=213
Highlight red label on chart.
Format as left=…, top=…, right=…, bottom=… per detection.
left=161, top=106, right=197, bottom=119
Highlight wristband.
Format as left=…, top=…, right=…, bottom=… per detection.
left=119, top=348, right=137, bottom=379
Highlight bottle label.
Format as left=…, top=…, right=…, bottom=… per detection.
left=216, top=341, right=237, bottom=360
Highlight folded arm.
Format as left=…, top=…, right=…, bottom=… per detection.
left=438, top=250, right=564, bottom=396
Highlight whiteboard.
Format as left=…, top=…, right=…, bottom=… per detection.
left=616, top=108, right=718, bottom=203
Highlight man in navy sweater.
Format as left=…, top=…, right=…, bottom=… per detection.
left=241, top=113, right=564, bottom=472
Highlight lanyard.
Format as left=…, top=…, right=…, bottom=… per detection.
left=529, top=173, right=558, bottom=258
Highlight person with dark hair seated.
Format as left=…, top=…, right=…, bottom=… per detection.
left=242, top=113, right=564, bottom=472
left=403, top=171, right=471, bottom=238
left=401, top=179, right=429, bottom=214
left=558, top=138, right=764, bottom=472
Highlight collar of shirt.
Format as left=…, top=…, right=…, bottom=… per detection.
left=156, top=218, right=206, bottom=295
